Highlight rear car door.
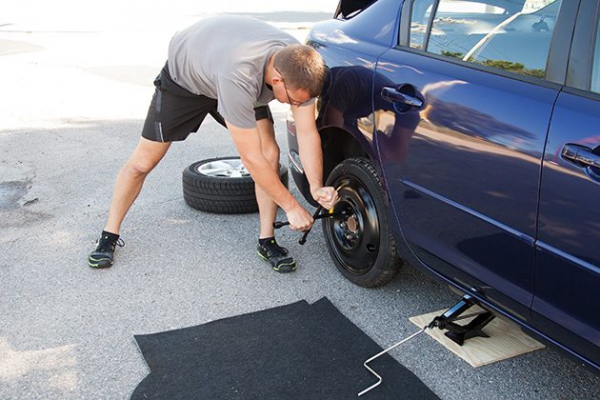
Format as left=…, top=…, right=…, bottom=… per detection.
left=374, top=0, right=576, bottom=319
left=533, top=0, right=600, bottom=368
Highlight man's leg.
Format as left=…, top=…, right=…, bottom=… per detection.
left=254, top=117, right=297, bottom=272
left=89, top=61, right=218, bottom=268
left=89, top=137, right=171, bottom=268
left=255, top=117, right=280, bottom=240
left=105, top=137, right=171, bottom=234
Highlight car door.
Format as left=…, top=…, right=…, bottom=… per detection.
left=533, top=0, right=600, bottom=368
left=374, top=0, right=577, bottom=319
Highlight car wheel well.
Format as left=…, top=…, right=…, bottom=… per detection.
left=320, top=127, right=370, bottom=180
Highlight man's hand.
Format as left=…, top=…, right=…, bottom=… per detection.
left=311, top=186, right=338, bottom=210
left=285, top=203, right=314, bottom=231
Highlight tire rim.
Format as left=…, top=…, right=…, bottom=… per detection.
left=196, top=159, right=250, bottom=178
left=325, top=176, right=380, bottom=275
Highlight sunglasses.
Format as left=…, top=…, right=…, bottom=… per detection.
left=276, top=68, right=309, bottom=106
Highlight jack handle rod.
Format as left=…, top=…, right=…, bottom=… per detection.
left=358, top=327, right=427, bottom=396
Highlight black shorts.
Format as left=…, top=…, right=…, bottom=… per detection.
left=141, top=64, right=274, bottom=142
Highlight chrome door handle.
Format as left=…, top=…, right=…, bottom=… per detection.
left=561, top=144, right=600, bottom=169
left=381, top=87, right=423, bottom=108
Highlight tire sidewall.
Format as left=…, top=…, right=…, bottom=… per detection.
left=323, top=157, right=401, bottom=287
left=183, top=156, right=288, bottom=214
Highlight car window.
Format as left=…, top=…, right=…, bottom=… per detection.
left=591, top=21, right=600, bottom=94
left=410, top=0, right=562, bottom=79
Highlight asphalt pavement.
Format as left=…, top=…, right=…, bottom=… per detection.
left=1, top=1, right=599, bottom=399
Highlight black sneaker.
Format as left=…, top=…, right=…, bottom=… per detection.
left=257, top=239, right=297, bottom=273
left=88, top=234, right=124, bottom=269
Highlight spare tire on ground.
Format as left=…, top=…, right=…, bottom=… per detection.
left=183, top=156, right=288, bottom=214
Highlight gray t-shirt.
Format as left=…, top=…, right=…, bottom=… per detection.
left=167, top=16, right=298, bottom=129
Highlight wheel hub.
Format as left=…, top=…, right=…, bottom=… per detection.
left=197, top=159, right=250, bottom=178
left=325, top=178, right=380, bottom=274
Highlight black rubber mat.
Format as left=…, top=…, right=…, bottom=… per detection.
left=132, top=297, right=439, bottom=400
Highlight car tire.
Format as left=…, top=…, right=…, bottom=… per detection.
left=183, top=156, right=288, bottom=214
left=323, top=157, right=403, bottom=287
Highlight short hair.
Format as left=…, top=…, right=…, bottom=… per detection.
left=274, top=44, right=326, bottom=98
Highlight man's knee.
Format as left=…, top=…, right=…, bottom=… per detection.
left=124, top=151, right=164, bottom=177
left=262, top=144, right=280, bottom=168
left=123, top=159, right=154, bottom=177
left=124, top=138, right=170, bottom=176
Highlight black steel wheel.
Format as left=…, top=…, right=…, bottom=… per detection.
left=183, top=156, right=288, bottom=214
left=323, top=157, right=403, bottom=287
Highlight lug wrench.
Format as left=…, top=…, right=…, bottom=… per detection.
left=273, top=206, right=345, bottom=245
left=298, top=206, right=323, bottom=245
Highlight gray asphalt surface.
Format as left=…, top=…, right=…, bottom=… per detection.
left=1, top=1, right=599, bottom=399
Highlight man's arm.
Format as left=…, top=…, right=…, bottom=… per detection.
left=227, top=122, right=314, bottom=231
left=292, top=102, right=338, bottom=210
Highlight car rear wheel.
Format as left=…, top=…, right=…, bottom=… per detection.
left=183, top=156, right=288, bottom=214
left=323, top=157, right=403, bottom=287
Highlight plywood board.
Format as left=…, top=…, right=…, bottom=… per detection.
left=409, top=307, right=545, bottom=367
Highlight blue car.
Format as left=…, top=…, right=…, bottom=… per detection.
left=287, top=0, right=600, bottom=372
